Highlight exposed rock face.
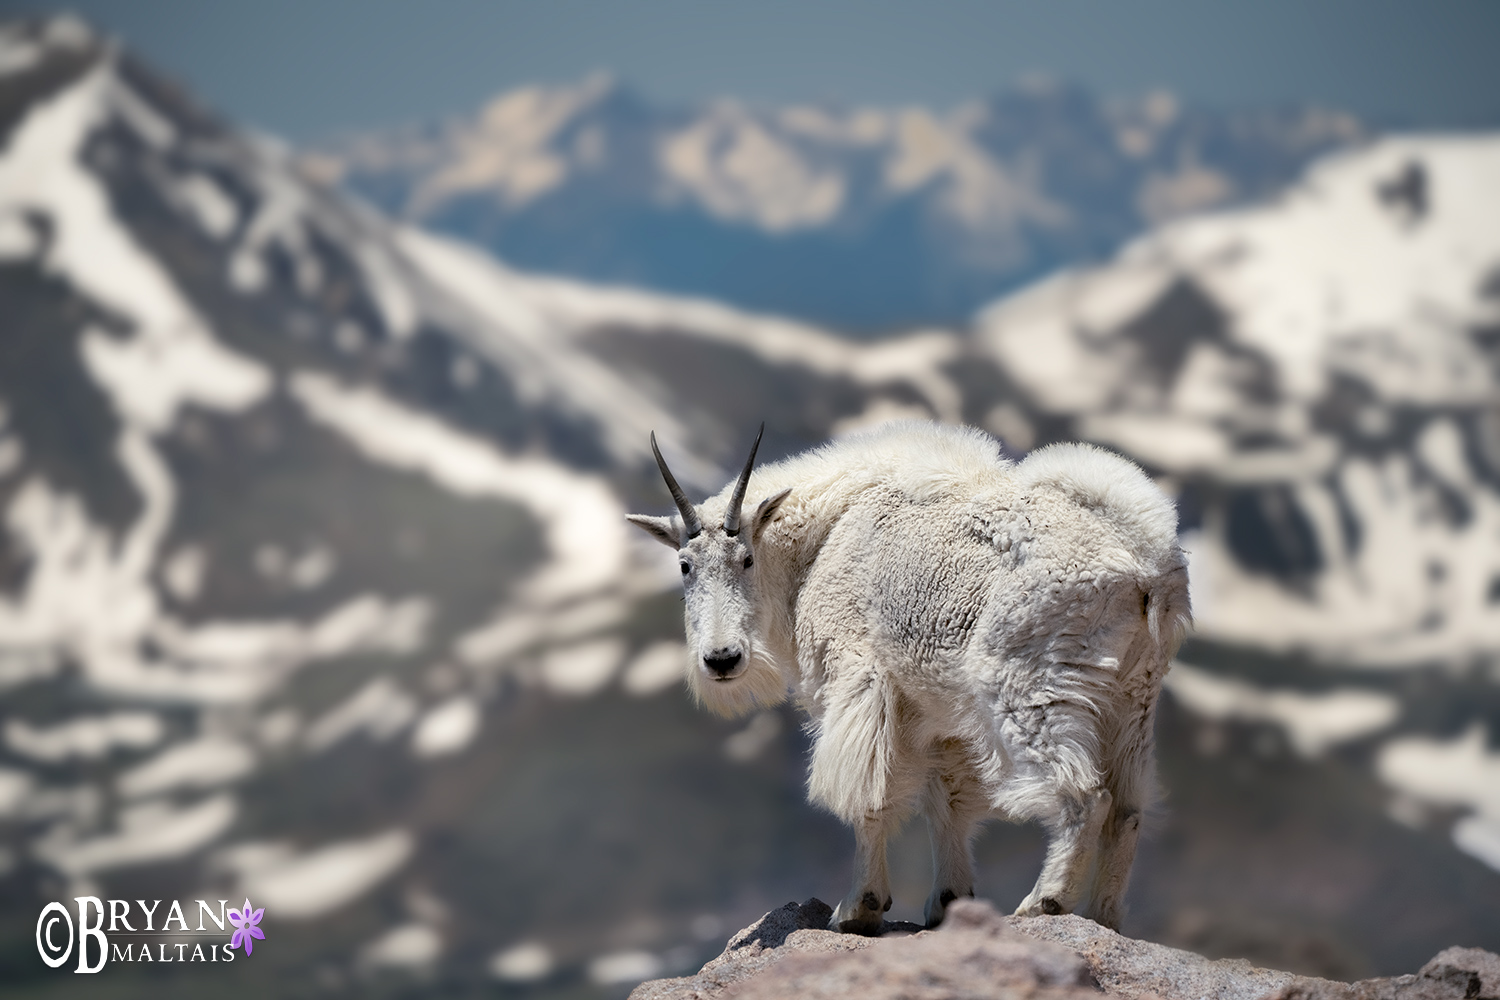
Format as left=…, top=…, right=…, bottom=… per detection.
left=631, top=899, right=1500, bottom=1000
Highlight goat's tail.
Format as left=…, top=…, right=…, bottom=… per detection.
left=1086, top=557, right=1192, bottom=927
left=1146, top=559, right=1192, bottom=664
left=1097, top=557, right=1192, bottom=832
left=1118, top=556, right=1192, bottom=812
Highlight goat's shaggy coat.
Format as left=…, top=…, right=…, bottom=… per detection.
left=629, top=421, right=1190, bottom=932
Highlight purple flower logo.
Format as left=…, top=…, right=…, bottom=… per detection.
left=227, top=898, right=265, bottom=956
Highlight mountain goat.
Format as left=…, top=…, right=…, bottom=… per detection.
left=628, top=421, right=1189, bottom=933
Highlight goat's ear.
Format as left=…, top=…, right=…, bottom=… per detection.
left=626, top=514, right=681, bottom=548
left=752, top=488, right=792, bottom=543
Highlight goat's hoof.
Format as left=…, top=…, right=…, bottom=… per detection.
left=830, top=891, right=889, bottom=935
left=1014, top=894, right=1068, bottom=918
left=923, top=887, right=973, bottom=928
left=1090, top=901, right=1122, bottom=930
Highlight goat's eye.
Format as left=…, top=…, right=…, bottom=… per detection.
left=680, top=561, right=691, bottom=576
left=742, top=555, right=754, bottom=569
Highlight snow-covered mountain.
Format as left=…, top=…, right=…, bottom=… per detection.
left=306, top=74, right=1365, bottom=331
left=1, top=16, right=1498, bottom=996
left=970, top=136, right=1500, bottom=669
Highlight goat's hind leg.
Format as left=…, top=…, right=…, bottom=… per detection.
left=830, top=812, right=894, bottom=934
left=1015, top=786, right=1111, bottom=917
left=1088, top=799, right=1142, bottom=929
left=1089, top=733, right=1155, bottom=928
left=922, top=744, right=987, bottom=928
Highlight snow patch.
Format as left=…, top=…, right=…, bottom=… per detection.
left=35, top=793, right=236, bottom=877
left=1165, top=661, right=1399, bottom=757
left=410, top=696, right=481, bottom=758
left=303, top=677, right=419, bottom=753
left=1377, top=725, right=1500, bottom=873
left=1184, top=445, right=1500, bottom=665
left=161, top=544, right=207, bottom=601
left=589, top=949, right=664, bottom=986
left=165, top=172, right=239, bottom=239
left=229, top=829, right=414, bottom=920
left=621, top=642, right=687, bottom=696
left=361, top=923, right=442, bottom=968
left=117, top=737, right=255, bottom=799
left=490, top=941, right=554, bottom=982
left=541, top=638, right=624, bottom=697
left=291, top=370, right=628, bottom=604
left=0, top=64, right=270, bottom=433
left=5, top=712, right=164, bottom=763
left=661, top=106, right=846, bottom=232
left=407, top=75, right=617, bottom=214
left=80, top=326, right=269, bottom=434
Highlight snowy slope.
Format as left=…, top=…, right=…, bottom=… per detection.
left=972, top=135, right=1500, bottom=667
left=308, top=75, right=1365, bottom=330
left=0, top=20, right=977, bottom=987
left=0, top=22, right=660, bottom=947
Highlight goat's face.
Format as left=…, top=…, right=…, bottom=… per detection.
left=676, top=525, right=760, bottom=683
left=627, top=428, right=791, bottom=715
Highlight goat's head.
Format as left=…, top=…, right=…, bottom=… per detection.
left=627, top=425, right=791, bottom=715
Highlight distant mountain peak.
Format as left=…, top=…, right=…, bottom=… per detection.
left=310, top=75, right=1371, bottom=330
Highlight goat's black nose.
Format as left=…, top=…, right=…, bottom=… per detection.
left=703, top=649, right=742, bottom=677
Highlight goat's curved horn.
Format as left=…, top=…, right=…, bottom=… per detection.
left=723, top=422, right=764, bottom=536
left=651, top=432, right=702, bottom=539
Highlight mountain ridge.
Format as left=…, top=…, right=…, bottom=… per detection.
left=306, top=73, right=1367, bottom=331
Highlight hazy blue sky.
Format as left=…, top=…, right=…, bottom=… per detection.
left=10, top=1, right=1500, bottom=139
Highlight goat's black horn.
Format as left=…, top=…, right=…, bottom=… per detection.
left=723, top=423, right=764, bottom=536
left=651, top=432, right=702, bottom=539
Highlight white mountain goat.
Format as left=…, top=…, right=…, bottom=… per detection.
left=628, top=421, right=1190, bottom=933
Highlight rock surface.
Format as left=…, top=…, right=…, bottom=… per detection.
left=630, top=899, right=1500, bottom=1000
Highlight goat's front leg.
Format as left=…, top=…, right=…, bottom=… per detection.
left=1015, top=786, right=1111, bottom=918
left=830, top=813, right=892, bottom=934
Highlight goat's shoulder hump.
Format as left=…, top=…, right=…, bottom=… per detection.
left=754, top=420, right=1009, bottom=506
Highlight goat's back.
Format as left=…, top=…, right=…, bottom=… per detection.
left=793, top=435, right=1184, bottom=678
left=1011, top=441, right=1182, bottom=579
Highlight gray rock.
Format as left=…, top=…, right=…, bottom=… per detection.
left=1011, top=911, right=1305, bottom=1000
left=1419, top=948, right=1500, bottom=1000
left=632, top=899, right=1500, bottom=1000
left=628, top=899, right=864, bottom=1000
left=631, top=898, right=1096, bottom=1000
left=1262, top=946, right=1500, bottom=1000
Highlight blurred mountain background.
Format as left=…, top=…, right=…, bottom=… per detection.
left=1, top=7, right=1498, bottom=999
left=304, top=77, right=1364, bottom=331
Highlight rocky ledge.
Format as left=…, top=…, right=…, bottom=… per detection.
left=629, top=899, right=1499, bottom=1000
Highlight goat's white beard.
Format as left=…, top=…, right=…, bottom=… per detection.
left=687, top=651, right=789, bottom=718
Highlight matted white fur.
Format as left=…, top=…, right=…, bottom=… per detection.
left=629, top=421, right=1190, bottom=933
